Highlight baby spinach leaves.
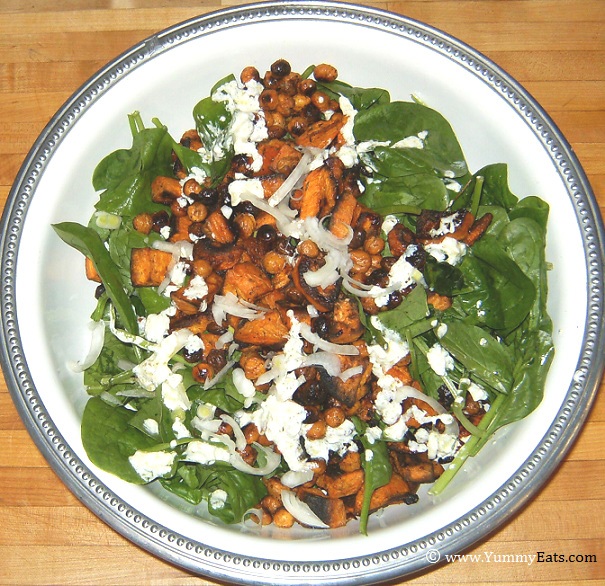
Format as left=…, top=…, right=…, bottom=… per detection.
left=52, top=222, right=138, bottom=333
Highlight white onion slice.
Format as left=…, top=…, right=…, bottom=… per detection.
left=203, top=359, right=236, bottom=390
left=152, top=239, right=194, bottom=260
left=211, top=292, right=266, bottom=325
left=280, top=490, right=329, bottom=529
left=339, top=365, right=363, bottom=381
left=68, top=320, right=106, bottom=372
left=299, top=322, right=359, bottom=356
left=399, top=386, right=460, bottom=437
left=215, top=329, right=234, bottom=349
left=301, top=351, right=342, bottom=377
left=302, top=250, right=343, bottom=288
left=220, top=413, right=247, bottom=451
left=281, top=469, right=314, bottom=488
left=255, top=368, right=279, bottom=386
left=268, top=151, right=314, bottom=206
left=230, top=442, right=281, bottom=476
left=341, top=276, right=381, bottom=298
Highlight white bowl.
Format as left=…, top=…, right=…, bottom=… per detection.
left=1, top=2, right=604, bottom=583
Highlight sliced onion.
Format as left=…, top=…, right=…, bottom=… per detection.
left=299, top=322, right=359, bottom=356
left=268, top=151, right=313, bottom=206
left=280, top=490, right=329, bottom=529
left=341, top=276, right=380, bottom=298
left=212, top=292, right=266, bottom=325
left=281, top=469, right=314, bottom=488
left=68, top=320, right=105, bottom=372
left=152, top=239, right=194, bottom=260
left=302, top=216, right=352, bottom=250
left=399, top=386, right=460, bottom=437
left=255, top=368, right=279, bottom=386
left=339, top=365, right=363, bottom=381
left=342, top=273, right=374, bottom=291
left=230, top=442, right=281, bottom=476
left=215, top=329, right=234, bottom=349
left=301, top=351, right=341, bottom=377
left=203, top=359, right=236, bottom=390
left=302, top=250, right=343, bottom=288
left=220, top=413, right=247, bottom=451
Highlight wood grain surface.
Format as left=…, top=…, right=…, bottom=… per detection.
left=0, top=1, right=603, bottom=585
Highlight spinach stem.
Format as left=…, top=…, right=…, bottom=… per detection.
left=428, top=393, right=506, bottom=496
left=470, top=175, right=484, bottom=217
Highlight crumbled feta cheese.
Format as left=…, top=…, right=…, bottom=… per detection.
left=161, top=372, right=191, bottom=412
left=424, top=237, right=467, bottom=266
left=183, top=440, right=230, bottom=465
left=129, top=449, right=176, bottom=483
left=426, top=343, right=455, bottom=376
left=183, top=275, right=209, bottom=301
left=381, top=214, right=398, bottom=235
left=228, top=177, right=264, bottom=206
left=169, top=261, right=189, bottom=287
left=251, top=395, right=310, bottom=472
left=209, top=488, right=228, bottom=509
left=143, top=418, right=159, bottom=436
left=304, top=419, right=358, bottom=461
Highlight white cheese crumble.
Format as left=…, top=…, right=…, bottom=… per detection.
left=161, top=372, right=191, bottom=413
left=304, top=419, right=358, bottom=461
left=183, top=274, right=209, bottom=301
left=212, top=79, right=268, bottom=172
left=426, top=343, right=455, bottom=376
left=183, top=440, right=230, bottom=465
left=209, top=488, right=228, bottom=509
left=143, top=418, right=159, bottom=436
left=424, top=236, right=467, bottom=266
left=129, top=449, right=176, bottom=483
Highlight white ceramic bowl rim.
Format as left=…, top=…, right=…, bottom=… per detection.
left=1, top=2, right=604, bottom=584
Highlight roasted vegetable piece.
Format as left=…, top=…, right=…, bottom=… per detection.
left=130, top=247, right=173, bottom=287
left=234, top=309, right=289, bottom=348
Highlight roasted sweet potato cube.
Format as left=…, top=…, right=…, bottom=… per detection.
left=324, top=352, right=372, bottom=407
left=295, top=114, right=345, bottom=150
left=169, top=312, right=212, bottom=335
left=85, top=257, right=101, bottom=283
left=299, top=166, right=336, bottom=219
left=270, top=142, right=303, bottom=175
left=298, top=488, right=348, bottom=528
left=400, top=461, right=444, bottom=485
left=234, top=309, right=288, bottom=348
left=222, top=262, right=273, bottom=303
left=130, top=247, right=172, bottom=287
left=203, top=210, right=235, bottom=245
left=329, top=191, right=358, bottom=239
left=316, top=469, right=364, bottom=499
left=327, top=297, right=365, bottom=344
left=354, top=472, right=413, bottom=516
left=151, top=176, right=181, bottom=205
left=169, top=215, right=193, bottom=243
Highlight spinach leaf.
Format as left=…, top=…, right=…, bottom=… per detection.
left=376, top=285, right=429, bottom=333
left=137, top=286, right=172, bottom=314
left=453, top=163, right=518, bottom=212
left=320, top=79, right=391, bottom=111
left=359, top=437, right=392, bottom=535
left=93, top=116, right=174, bottom=216
left=359, top=172, right=448, bottom=213
left=423, top=258, right=466, bottom=297
left=189, top=372, right=248, bottom=413
left=455, top=236, right=535, bottom=332
left=210, top=468, right=268, bottom=524
left=52, top=222, right=138, bottom=333
left=354, top=101, right=469, bottom=178
left=509, top=195, right=550, bottom=229
left=439, top=320, right=514, bottom=394
left=81, top=396, right=158, bottom=484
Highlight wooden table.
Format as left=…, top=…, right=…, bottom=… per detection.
left=1, top=1, right=603, bottom=584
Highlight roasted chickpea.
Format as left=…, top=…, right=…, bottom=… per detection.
left=260, top=89, right=279, bottom=111
left=306, top=420, right=327, bottom=440
left=191, top=258, right=212, bottom=278
left=298, top=78, right=317, bottom=96
left=261, top=495, right=282, bottom=515
left=324, top=407, right=346, bottom=428
left=349, top=248, right=372, bottom=273
left=270, top=58, right=291, bottom=78
left=187, top=202, right=208, bottom=223
left=313, top=63, right=338, bottom=82
left=310, top=91, right=331, bottom=112
left=363, top=234, right=385, bottom=255
left=297, top=239, right=320, bottom=258
left=234, top=212, right=256, bottom=238
left=240, top=66, right=260, bottom=84
left=263, top=250, right=287, bottom=274
left=273, top=508, right=295, bottom=528
left=243, top=423, right=260, bottom=445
